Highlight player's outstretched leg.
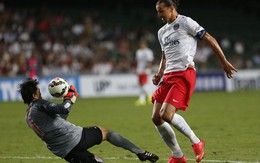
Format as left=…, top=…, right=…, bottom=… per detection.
left=106, top=130, right=159, bottom=162
left=137, top=151, right=159, bottom=162
left=170, top=114, right=205, bottom=162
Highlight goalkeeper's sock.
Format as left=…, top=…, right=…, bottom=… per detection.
left=106, top=130, right=143, bottom=154
left=171, top=113, right=200, bottom=144
left=156, top=122, right=183, bottom=158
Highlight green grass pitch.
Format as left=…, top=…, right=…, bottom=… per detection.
left=0, top=91, right=259, bottom=163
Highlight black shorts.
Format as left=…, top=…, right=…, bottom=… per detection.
left=64, top=126, right=103, bottom=162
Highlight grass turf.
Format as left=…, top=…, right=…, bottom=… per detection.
left=0, top=91, right=259, bottom=163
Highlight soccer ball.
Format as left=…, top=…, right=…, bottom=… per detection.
left=48, top=77, right=69, bottom=98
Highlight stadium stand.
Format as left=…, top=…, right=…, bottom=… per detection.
left=0, top=0, right=260, bottom=77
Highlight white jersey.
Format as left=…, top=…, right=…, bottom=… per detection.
left=136, top=47, right=154, bottom=74
left=158, top=14, right=206, bottom=73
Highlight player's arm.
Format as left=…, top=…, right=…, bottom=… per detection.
left=37, top=100, right=73, bottom=120
left=60, top=85, right=79, bottom=119
left=63, top=85, right=78, bottom=104
left=57, top=101, right=72, bottom=119
left=39, top=100, right=72, bottom=114
left=152, top=52, right=165, bottom=85
left=39, top=85, right=78, bottom=119
left=201, top=32, right=237, bottom=78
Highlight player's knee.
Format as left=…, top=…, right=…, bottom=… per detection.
left=99, top=127, right=110, bottom=140
left=160, top=108, right=173, bottom=123
left=152, top=114, right=163, bottom=125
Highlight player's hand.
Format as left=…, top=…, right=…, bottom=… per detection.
left=152, top=73, right=163, bottom=85
left=63, top=85, right=78, bottom=104
left=68, top=85, right=77, bottom=93
left=222, top=60, right=237, bottom=79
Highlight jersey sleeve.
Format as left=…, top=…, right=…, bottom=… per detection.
left=39, top=99, right=72, bottom=115
left=158, top=29, right=165, bottom=51
left=185, top=17, right=206, bottom=40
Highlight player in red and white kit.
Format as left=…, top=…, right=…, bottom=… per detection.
left=152, top=0, right=237, bottom=163
left=135, top=40, right=154, bottom=106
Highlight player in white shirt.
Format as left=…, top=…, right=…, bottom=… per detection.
left=151, top=0, right=237, bottom=163
left=135, top=40, right=154, bottom=106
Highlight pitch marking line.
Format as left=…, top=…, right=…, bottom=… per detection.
left=0, top=156, right=259, bottom=163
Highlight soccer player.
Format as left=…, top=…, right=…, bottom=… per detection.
left=18, top=78, right=159, bottom=163
left=151, top=0, right=237, bottom=163
left=135, top=40, right=155, bottom=106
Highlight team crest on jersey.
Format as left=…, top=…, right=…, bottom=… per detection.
left=173, top=23, right=180, bottom=30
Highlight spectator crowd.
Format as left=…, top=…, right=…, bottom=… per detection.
left=0, top=3, right=259, bottom=78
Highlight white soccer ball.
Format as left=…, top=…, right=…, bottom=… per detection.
left=48, top=77, right=70, bottom=98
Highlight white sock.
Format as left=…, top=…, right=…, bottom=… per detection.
left=171, top=113, right=200, bottom=144
left=143, top=84, right=151, bottom=96
left=139, top=94, right=146, bottom=102
left=155, top=122, right=183, bottom=158
left=139, top=86, right=146, bottom=102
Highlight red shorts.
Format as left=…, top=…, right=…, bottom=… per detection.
left=138, top=73, right=148, bottom=85
left=152, top=68, right=196, bottom=111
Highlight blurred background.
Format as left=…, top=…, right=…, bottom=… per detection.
left=0, top=0, right=260, bottom=101
left=1, top=0, right=260, bottom=77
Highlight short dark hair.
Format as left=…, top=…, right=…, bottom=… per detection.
left=157, top=0, right=180, bottom=9
left=18, top=78, right=39, bottom=105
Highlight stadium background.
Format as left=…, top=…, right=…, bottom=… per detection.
left=1, top=0, right=260, bottom=77
left=0, top=1, right=260, bottom=163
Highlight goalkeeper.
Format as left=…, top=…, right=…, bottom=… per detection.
left=18, top=78, right=159, bottom=163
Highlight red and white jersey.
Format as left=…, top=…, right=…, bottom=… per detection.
left=136, top=47, right=154, bottom=74
left=158, top=14, right=206, bottom=73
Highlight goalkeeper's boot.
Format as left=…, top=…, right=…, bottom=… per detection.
left=137, top=151, right=159, bottom=163
left=168, top=155, right=187, bottom=163
left=192, top=140, right=205, bottom=162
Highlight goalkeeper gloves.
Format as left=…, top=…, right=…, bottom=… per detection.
left=63, top=85, right=78, bottom=104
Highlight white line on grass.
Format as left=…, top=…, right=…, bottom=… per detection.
left=0, top=156, right=259, bottom=163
